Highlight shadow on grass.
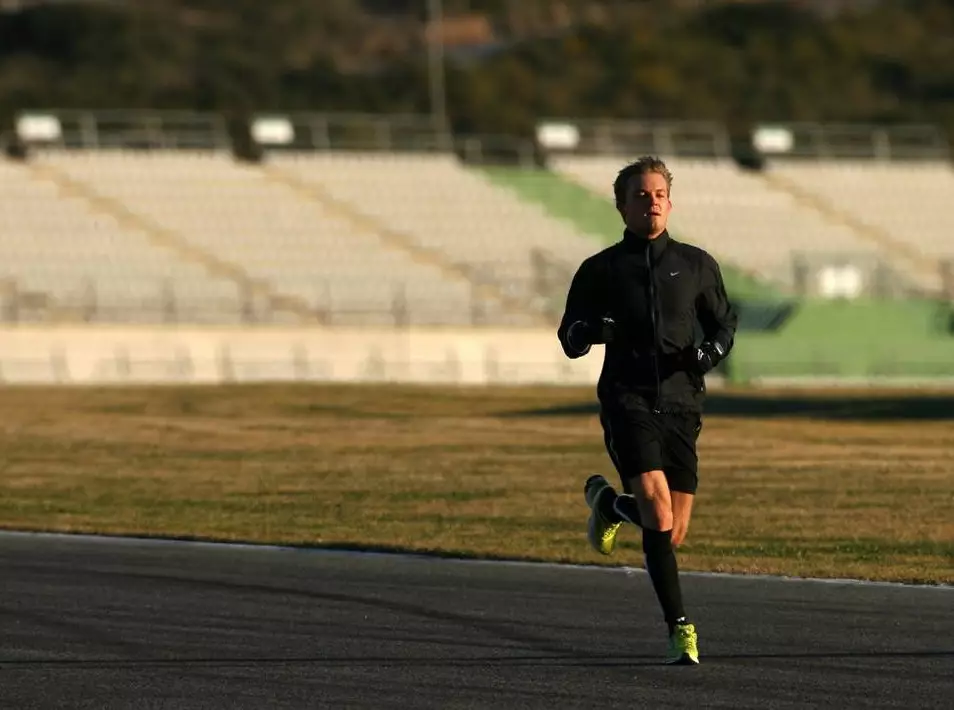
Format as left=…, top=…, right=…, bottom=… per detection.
left=506, top=393, right=954, bottom=421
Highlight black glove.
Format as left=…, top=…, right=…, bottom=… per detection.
left=693, top=341, right=725, bottom=375
left=589, top=316, right=617, bottom=345
left=567, top=317, right=617, bottom=353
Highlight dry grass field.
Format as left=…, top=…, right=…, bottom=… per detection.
left=0, top=384, right=951, bottom=584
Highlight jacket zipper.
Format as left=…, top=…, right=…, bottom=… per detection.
left=645, top=242, right=662, bottom=414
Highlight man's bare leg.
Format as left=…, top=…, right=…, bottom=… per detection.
left=671, top=491, right=695, bottom=547
left=629, top=470, right=688, bottom=628
left=605, top=469, right=699, bottom=664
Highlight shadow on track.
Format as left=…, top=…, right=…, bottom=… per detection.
left=4, top=649, right=951, bottom=670
left=11, top=564, right=584, bottom=658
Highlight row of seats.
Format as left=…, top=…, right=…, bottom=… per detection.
left=0, top=159, right=249, bottom=323
left=7, top=152, right=545, bottom=326
left=550, top=156, right=951, bottom=293
left=268, top=151, right=595, bottom=305
left=2, top=149, right=950, bottom=326
left=768, top=160, right=954, bottom=262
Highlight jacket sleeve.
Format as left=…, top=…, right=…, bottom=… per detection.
left=557, top=257, right=605, bottom=359
left=696, top=253, right=738, bottom=359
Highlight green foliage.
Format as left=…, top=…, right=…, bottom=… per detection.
left=0, top=0, right=951, bottom=138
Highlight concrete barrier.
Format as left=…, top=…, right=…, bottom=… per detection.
left=0, top=326, right=603, bottom=386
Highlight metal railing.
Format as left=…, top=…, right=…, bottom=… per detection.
left=0, top=277, right=536, bottom=328
left=253, top=112, right=450, bottom=152
left=9, top=109, right=952, bottom=165
left=541, top=118, right=733, bottom=159
left=941, top=260, right=954, bottom=303
left=0, top=260, right=950, bottom=330
left=15, top=109, right=232, bottom=151
left=789, top=251, right=928, bottom=300
left=758, top=122, right=950, bottom=161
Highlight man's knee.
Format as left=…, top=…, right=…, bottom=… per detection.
left=632, top=469, right=673, bottom=531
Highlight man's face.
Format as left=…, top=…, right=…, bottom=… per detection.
left=619, top=171, right=672, bottom=238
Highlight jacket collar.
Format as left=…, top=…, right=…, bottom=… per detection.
left=622, top=228, right=671, bottom=259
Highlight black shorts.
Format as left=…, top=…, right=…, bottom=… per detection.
left=599, top=403, right=702, bottom=495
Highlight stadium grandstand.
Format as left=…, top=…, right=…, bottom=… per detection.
left=1, top=109, right=953, bottom=382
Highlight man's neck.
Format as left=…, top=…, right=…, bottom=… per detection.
left=625, top=228, right=667, bottom=240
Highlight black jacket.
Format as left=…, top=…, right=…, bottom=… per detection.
left=557, top=230, right=738, bottom=412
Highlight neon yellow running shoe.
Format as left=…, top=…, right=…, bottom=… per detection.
left=583, top=475, right=622, bottom=556
left=666, top=623, right=700, bottom=665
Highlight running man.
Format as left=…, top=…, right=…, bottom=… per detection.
left=557, top=156, right=738, bottom=665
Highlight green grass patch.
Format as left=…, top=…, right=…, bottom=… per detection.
left=479, top=166, right=783, bottom=303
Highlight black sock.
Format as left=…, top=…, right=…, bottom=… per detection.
left=642, top=528, right=687, bottom=630
left=611, top=493, right=642, bottom=527
left=596, top=487, right=625, bottom=524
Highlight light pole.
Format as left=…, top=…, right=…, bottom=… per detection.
left=426, top=0, right=450, bottom=148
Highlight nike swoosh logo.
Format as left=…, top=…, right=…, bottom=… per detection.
left=670, top=271, right=680, bottom=276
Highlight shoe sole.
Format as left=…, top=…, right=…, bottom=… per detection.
left=665, top=654, right=700, bottom=666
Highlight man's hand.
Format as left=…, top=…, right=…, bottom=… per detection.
left=566, top=317, right=617, bottom=355
left=693, top=341, right=725, bottom=375
left=589, top=316, right=617, bottom=345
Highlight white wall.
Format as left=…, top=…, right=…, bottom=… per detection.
left=0, top=326, right=603, bottom=386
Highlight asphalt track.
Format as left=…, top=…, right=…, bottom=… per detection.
left=1, top=533, right=951, bottom=710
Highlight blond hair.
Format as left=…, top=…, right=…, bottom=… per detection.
left=613, top=156, right=674, bottom=208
